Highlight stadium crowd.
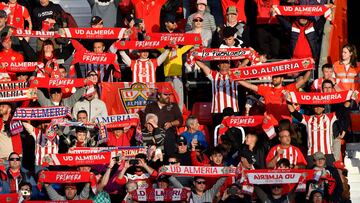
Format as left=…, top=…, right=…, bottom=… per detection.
left=0, top=0, right=358, bottom=202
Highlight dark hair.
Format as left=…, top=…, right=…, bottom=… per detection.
left=59, top=65, right=66, bottom=71
left=210, top=146, right=223, bottom=156
left=276, top=158, right=290, bottom=168
left=77, top=110, right=88, bottom=117
left=38, top=40, right=55, bottom=62
left=167, top=155, right=179, bottom=163
left=321, top=63, right=333, bottom=71
left=75, top=126, right=87, bottom=133
left=342, top=44, right=358, bottom=67
left=135, top=153, right=147, bottom=160
left=278, top=119, right=296, bottom=138
left=322, top=79, right=334, bottom=89
left=19, top=182, right=32, bottom=191
left=8, top=152, right=20, bottom=160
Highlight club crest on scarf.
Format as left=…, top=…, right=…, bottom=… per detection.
left=119, top=83, right=156, bottom=113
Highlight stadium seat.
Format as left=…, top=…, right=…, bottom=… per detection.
left=191, top=102, right=213, bottom=125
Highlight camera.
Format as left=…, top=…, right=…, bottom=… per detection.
left=129, top=159, right=139, bottom=165
left=113, top=156, right=121, bottom=162
left=21, top=190, right=30, bottom=196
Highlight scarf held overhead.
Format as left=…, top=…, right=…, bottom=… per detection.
left=114, top=40, right=171, bottom=50
left=191, top=48, right=259, bottom=62
left=95, top=114, right=140, bottom=128
left=230, top=58, right=314, bottom=80
left=288, top=90, right=358, bottom=104
left=159, top=165, right=238, bottom=177
left=30, top=78, right=87, bottom=89
left=0, top=62, right=43, bottom=72
left=68, top=146, right=147, bottom=158
left=72, top=49, right=120, bottom=72
left=13, top=106, right=71, bottom=120
left=41, top=152, right=114, bottom=166
left=57, top=28, right=127, bottom=39
left=11, top=28, right=55, bottom=38
left=273, top=5, right=333, bottom=19
left=0, top=88, right=37, bottom=102
left=130, top=188, right=191, bottom=202
left=145, top=33, right=202, bottom=45
left=0, top=81, right=29, bottom=90
left=244, top=169, right=317, bottom=184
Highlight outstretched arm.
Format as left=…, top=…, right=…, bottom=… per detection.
left=237, top=80, right=259, bottom=92
left=295, top=70, right=311, bottom=89
left=156, top=49, right=170, bottom=65
left=195, top=61, right=211, bottom=76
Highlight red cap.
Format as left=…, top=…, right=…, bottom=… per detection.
left=157, top=86, right=172, bottom=95
left=333, top=160, right=345, bottom=170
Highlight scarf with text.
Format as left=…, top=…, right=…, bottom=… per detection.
left=41, top=152, right=114, bottom=166
left=273, top=5, right=333, bottom=20
left=0, top=81, right=29, bottom=90
left=229, top=58, right=314, bottom=80
left=220, top=114, right=278, bottom=139
left=0, top=62, right=43, bottom=73
left=158, top=165, right=238, bottom=177
left=68, top=146, right=147, bottom=158
left=37, top=171, right=97, bottom=194
left=95, top=114, right=140, bottom=129
left=30, top=78, right=87, bottom=89
left=0, top=88, right=37, bottom=102
left=288, top=90, right=359, bottom=104
left=0, top=193, right=18, bottom=203
left=145, top=33, right=202, bottom=45
left=23, top=201, right=93, bottom=203
left=113, top=40, right=171, bottom=50
left=130, top=188, right=191, bottom=202
left=11, top=28, right=55, bottom=38
left=190, top=48, right=259, bottom=64
left=57, top=28, right=127, bottom=39
left=13, top=107, right=71, bottom=120
left=244, top=169, right=317, bottom=185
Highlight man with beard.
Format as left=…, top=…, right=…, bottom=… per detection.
left=144, top=86, right=183, bottom=157
left=237, top=72, right=311, bottom=122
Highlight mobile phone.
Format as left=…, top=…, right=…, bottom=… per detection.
left=129, top=159, right=139, bottom=165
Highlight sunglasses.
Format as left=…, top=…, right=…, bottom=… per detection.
left=271, top=185, right=282, bottom=189
left=193, top=19, right=203, bottom=22
left=169, top=161, right=178, bottom=165
left=177, top=142, right=186, bottom=146
left=195, top=180, right=206, bottom=185
left=9, top=158, right=20, bottom=161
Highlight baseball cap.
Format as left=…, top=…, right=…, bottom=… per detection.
left=193, top=13, right=204, bottom=20
left=157, top=86, right=172, bottom=95
left=238, top=147, right=256, bottom=164
left=125, top=14, right=135, bottom=23
left=164, top=14, right=176, bottom=23
left=90, top=16, right=103, bottom=25
left=0, top=10, right=7, bottom=18
left=177, top=135, right=187, bottom=145
left=226, top=6, right=238, bottom=15
left=313, top=152, right=326, bottom=161
left=197, top=0, right=207, bottom=5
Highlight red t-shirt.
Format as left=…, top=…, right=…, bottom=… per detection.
left=107, top=128, right=134, bottom=147
left=131, top=0, right=167, bottom=33
left=292, top=26, right=312, bottom=59
left=257, top=83, right=297, bottom=122
left=0, top=3, right=30, bottom=29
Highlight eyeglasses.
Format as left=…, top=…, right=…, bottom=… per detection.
left=195, top=180, right=206, bottom=185
left=9, top=158, right=20, bottom=161
left=193, top=19, right=203, bottom=22
left=169, top=161, right=178, bottom=165
left=177, top=142, right=186, bottom=146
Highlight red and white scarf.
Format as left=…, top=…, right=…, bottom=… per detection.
left=244, top=169, right=316, bottom=184
left=11, top=28, right=55, bottom=38
left=37, top=171, right=97, bottom=194
left=113, top=40, right=171, bottom=50
left=0, top=62, right=42, bottom=72
left=0, top=81, right=29, bottom=90
left=272, top=5, right=333, bottom=20
left=13, top=106, right=71, bottom=120
left=95, top=114, right=140, bottom=129
left=68, top=146, right=147, bottom=158
left=0, top=193, right=18, bottom=203
left=57, top=28, right=127, bottom=39
left=190, top=48, right=259, bottom=64
left=287, top=90, right=359, bottom=104
left=230, top=58, right=314, bottom=80
left=30, top=78, right=87, bottom=89
left=130, top=188, right=190, bottom=202
left=41, top=152, right=114, bottom=166
left=0, top=88, right=37, bottom=102
left=158, top=165, right=238, bottom=177
left=145, top=33, right=202, bottom=45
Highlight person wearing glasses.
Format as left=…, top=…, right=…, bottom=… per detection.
left=186, top=13, right=212, bottom=48
left=185, top=0, right=216, bottom=33
left=5, top=152, right=37, bottom=195
left=37, top=85, right=87, bottom=107
left=167, top=155, right=193, bottom=188
left=169, top=175, right=227, bottom=203
left=174, top=136, right=191, bottom=166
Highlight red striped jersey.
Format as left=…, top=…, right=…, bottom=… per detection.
left=301, top=113, right=337, bottom=155
left=266, top=144, right=307, bottom=167
left=131, top=59, right=158, bottom=83
left=207, top=70, right=239, bottom=113
left=311, top=78, right=340, bottom=92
